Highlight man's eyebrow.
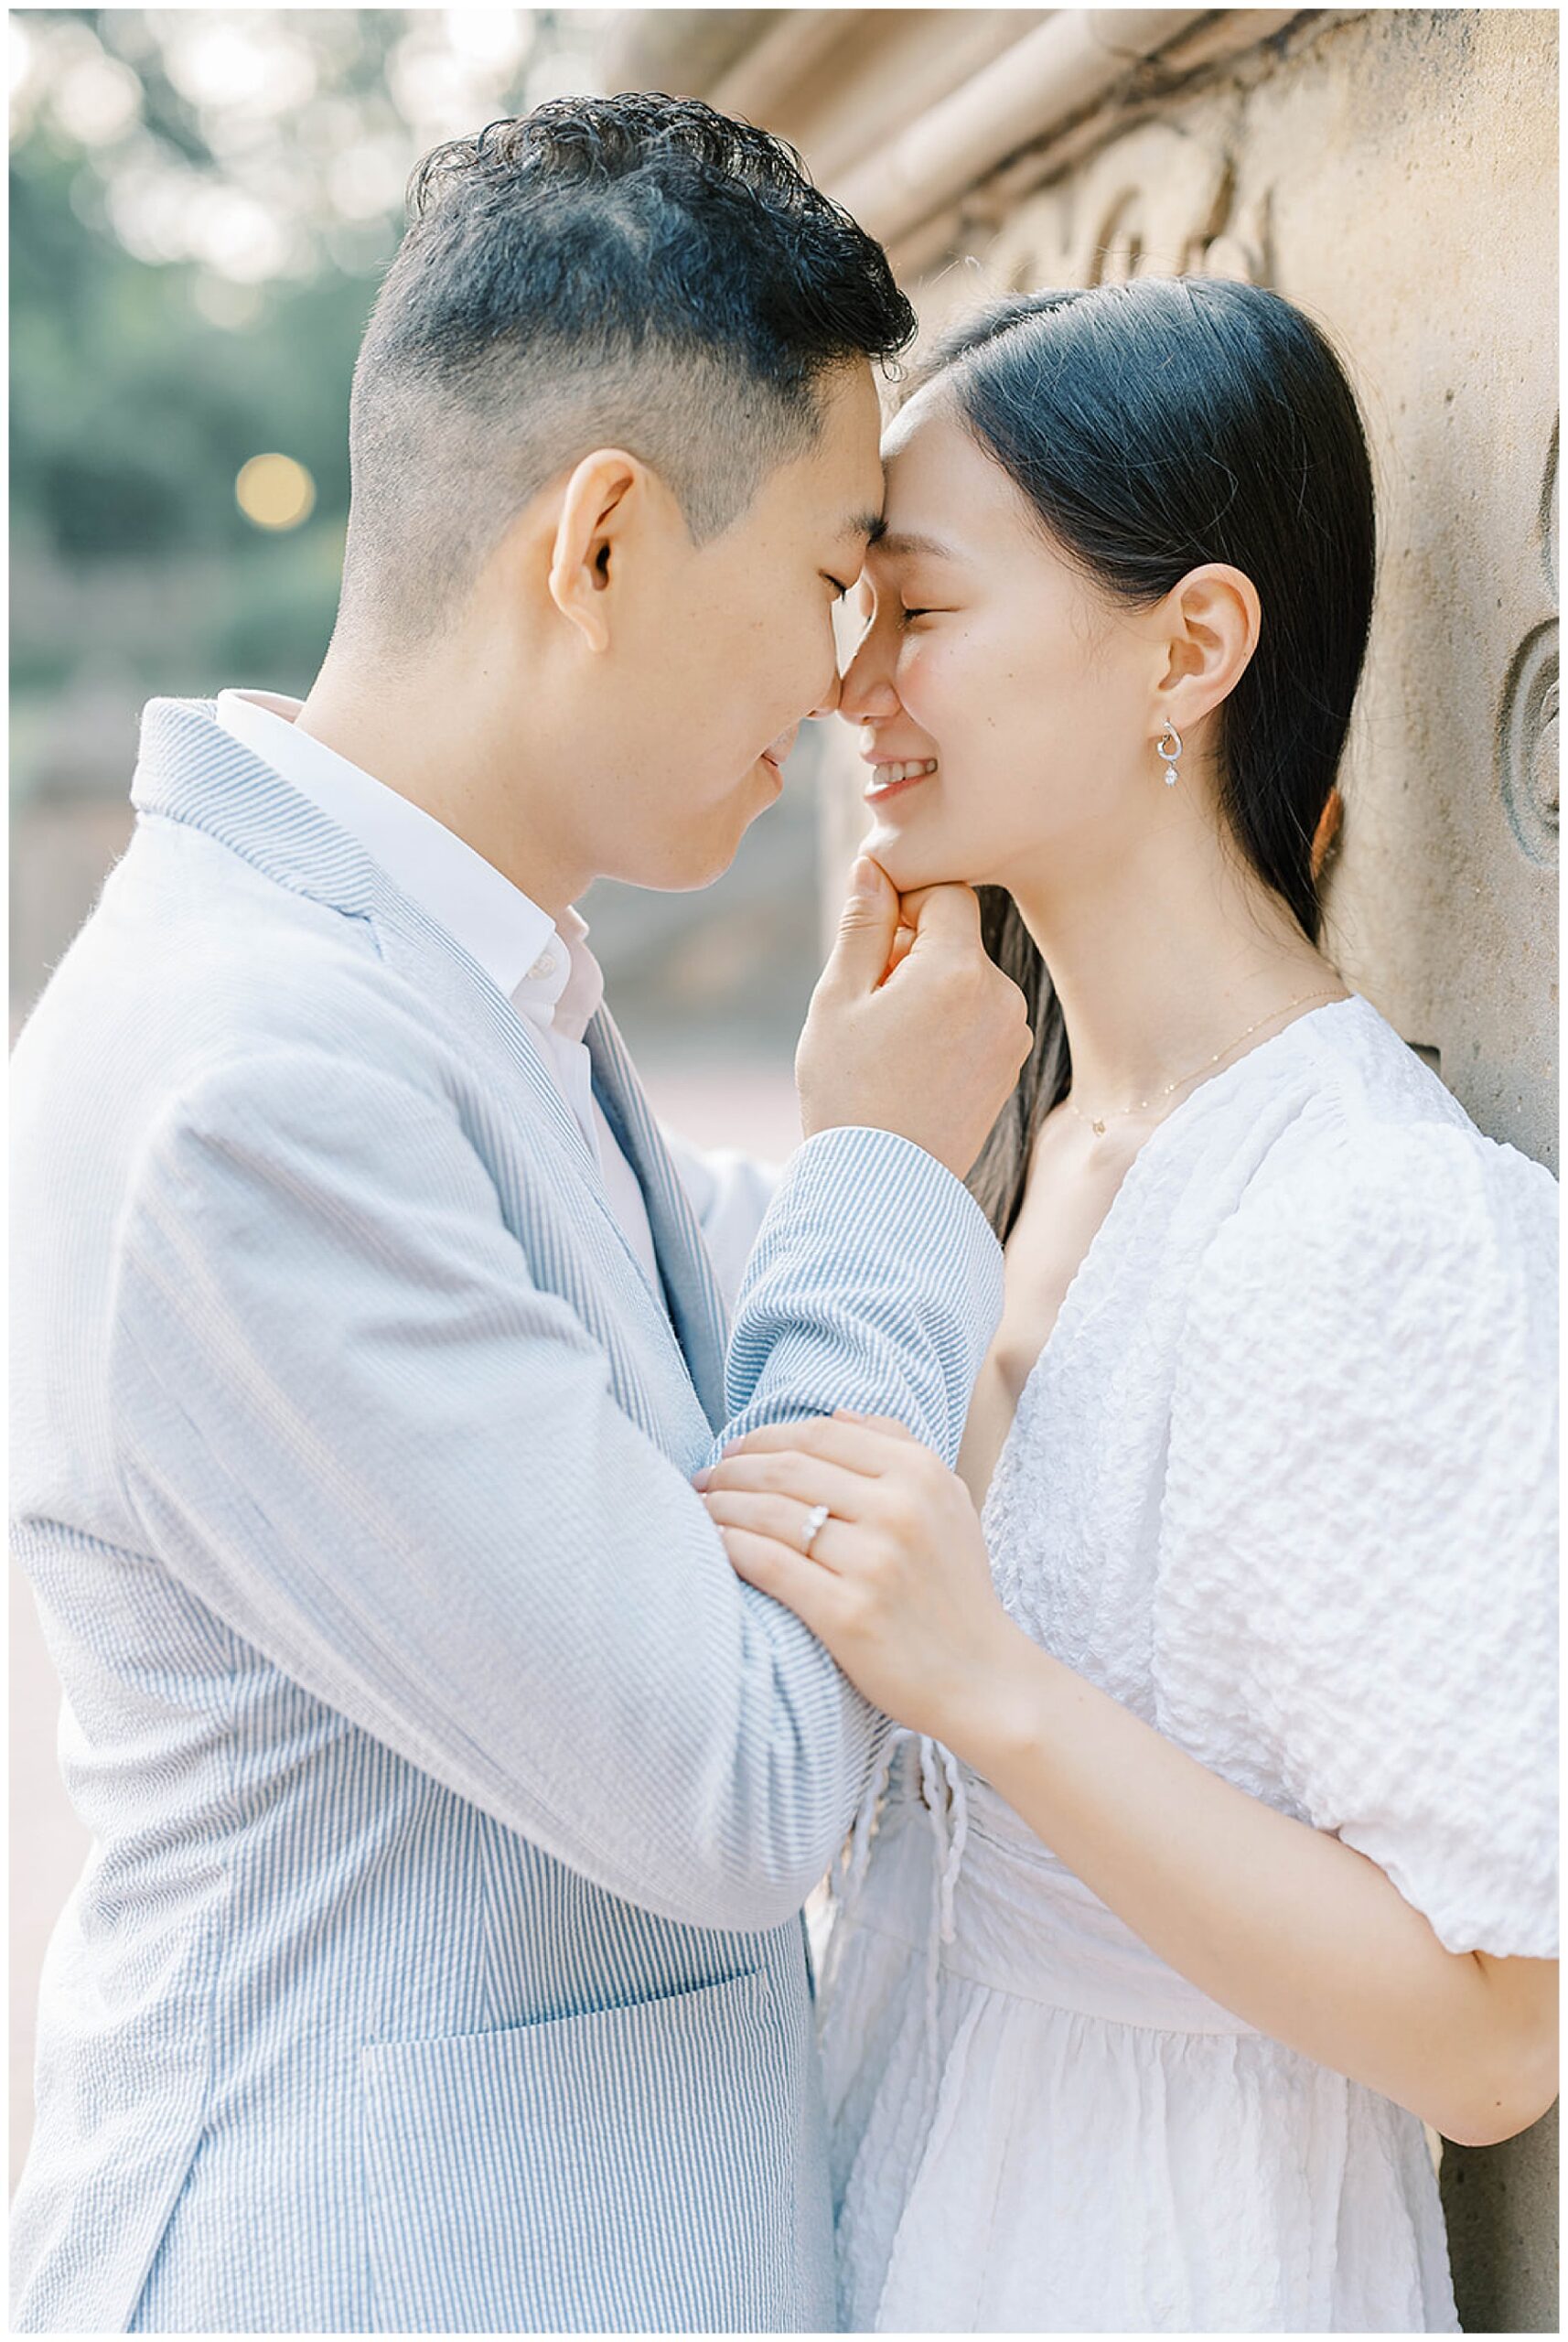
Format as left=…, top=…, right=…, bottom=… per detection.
left=843, top=510, right=885, bottom=544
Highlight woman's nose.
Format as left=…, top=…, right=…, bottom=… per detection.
left=835, top=637, right=902, bottom=727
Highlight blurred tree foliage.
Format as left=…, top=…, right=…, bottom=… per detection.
left=11, top=9, right=590, bottom=725
left=12, top=148, right=365, bottom=563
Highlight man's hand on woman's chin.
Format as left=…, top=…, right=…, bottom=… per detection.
left=796, top=855, right=1030, bottom=1184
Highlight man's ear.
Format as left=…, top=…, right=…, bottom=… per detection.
left=547, top=449, right=644, bottom=653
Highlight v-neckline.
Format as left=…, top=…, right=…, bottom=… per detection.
left=975, top=994, right=1362, bottom=1527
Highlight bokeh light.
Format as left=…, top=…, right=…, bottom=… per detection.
left=235, top=451, right=316, bottom=530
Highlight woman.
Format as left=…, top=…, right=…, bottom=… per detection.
left=694, top=278, right=1558, bottom=2332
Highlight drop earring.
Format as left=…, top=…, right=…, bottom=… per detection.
left=1156, top=721, right=1182, bottom=788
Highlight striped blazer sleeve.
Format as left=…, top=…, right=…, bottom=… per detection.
left=110, top=1045, right=1001, bottom=1934
left=663, top=1129, right=782, bottom=1317
left=724, top=1123, right=1002, bottom=1466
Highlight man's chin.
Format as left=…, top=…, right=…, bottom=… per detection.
left=667, top=806, right=762, bottom=893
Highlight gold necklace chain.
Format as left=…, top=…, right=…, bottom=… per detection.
left=1067, top=984, right=1348, bottom=1137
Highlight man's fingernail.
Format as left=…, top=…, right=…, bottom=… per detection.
left=834, top=1407, right=867, bottom=1421
left=850, top=856, right=882, bottom=898
left=692, top=1468, right=711, bottom=1490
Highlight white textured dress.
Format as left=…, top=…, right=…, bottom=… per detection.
left=819, top=996, right=1558, bottom=2334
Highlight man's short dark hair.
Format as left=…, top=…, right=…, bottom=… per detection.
left=338, top=94, right=916, bottom=651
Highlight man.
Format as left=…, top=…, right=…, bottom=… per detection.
left=11, top=97, right=1027, bottom=2332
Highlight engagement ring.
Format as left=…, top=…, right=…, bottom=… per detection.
left=800, top=1502, right=832, bottom=1558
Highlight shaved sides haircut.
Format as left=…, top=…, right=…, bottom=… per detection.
left=338, top=95, right=917, bottom=652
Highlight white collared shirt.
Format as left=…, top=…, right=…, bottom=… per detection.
left=213, top=689, right=662, bottom=1295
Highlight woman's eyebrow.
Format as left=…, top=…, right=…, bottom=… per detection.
left=867, top=529, right=959, bottom=562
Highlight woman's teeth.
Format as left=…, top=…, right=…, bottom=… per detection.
left=872, top=758, right=939, bottom=787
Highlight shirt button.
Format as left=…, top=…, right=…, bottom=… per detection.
left=527, top=951, right=556, bottom=982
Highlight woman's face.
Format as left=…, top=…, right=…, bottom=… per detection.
left=841, top=383, right=1163, bottom=898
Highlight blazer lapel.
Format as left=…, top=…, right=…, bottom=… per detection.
left=129, top=700, right=707, bottom=1385
left=585, top=1009, right=732, bottom=1433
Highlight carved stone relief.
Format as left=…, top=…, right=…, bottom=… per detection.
left=978, top=121, right=1273, bottom=296
left=1498, top=424, right=1559, bottom=869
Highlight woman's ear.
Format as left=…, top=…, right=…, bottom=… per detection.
left=547, top=449, right=642, bottom=652
left=1158, top=563, right=1262, bottom=727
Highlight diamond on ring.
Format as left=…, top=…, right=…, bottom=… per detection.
left=800, top=1502, right=831, bottom=1558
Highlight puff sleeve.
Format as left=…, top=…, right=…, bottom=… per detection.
left=1155, top=1117, right=1558, bottom=1958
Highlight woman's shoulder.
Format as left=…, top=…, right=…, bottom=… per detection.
left=1219, top=995, right=1557, bottom=1279
left=1169, top=999, right=1555, bottom=1595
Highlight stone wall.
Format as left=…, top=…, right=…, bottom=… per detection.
left=931, top=7, right=1556, bottom=1168
left=600, top=9, right=1559, bottom=2328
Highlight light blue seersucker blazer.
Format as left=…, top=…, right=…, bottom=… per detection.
left=9, top=699, right=1003, bottom=2335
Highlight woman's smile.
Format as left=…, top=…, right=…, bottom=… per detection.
left=863, top=754, right=939, bottom=803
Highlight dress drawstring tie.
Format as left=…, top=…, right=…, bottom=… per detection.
left=918, top=1735, right=970, bottom=2057
left=833, top=1729, right=970, bottom=2070
left=837, top=1729, right=898, bottom=1926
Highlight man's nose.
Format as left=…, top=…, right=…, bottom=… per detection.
left=809, top=668, right=843, bottom=720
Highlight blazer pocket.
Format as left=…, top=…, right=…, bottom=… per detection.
left=360, top=1970, right=796, bottom=2334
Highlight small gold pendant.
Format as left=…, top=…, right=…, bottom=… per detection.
left=1091, top=1118, right=1106, bottom=1135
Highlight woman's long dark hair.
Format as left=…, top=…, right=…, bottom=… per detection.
left=912, top=278, right=1376, bottom=1242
